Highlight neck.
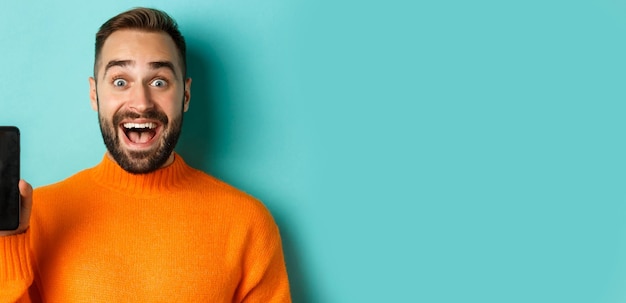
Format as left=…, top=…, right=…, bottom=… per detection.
left=104, top=152, right=176, bottom=173
left=92, top=152, right=192, bottom=195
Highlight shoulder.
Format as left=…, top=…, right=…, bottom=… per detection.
left=33, top=167, right=95, bottom=200
left=193, top=170, right=256, bottom=200
left=185, top=167, right=277, bottom=227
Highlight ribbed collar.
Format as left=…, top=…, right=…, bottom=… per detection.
left=89, top=153, right=194, bottom=196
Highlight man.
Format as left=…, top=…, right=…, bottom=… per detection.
left=0, top=7, right=291, bottom=302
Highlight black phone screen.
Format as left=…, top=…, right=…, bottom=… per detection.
left=0, top=126, right=19, bottom=230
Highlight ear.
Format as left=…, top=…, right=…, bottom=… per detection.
left=183, top=77, right=192, bottom=112
left=89, top=77, right=98, bottom=111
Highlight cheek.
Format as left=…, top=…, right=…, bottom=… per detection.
left=95, top=102, right=123, bottom=126
left=164, top=105, right=184, bottom=123
left=159, top=92, right=186, bottom=115
left=95, top=91, right=125, bottom=115
left=96, top=101, right=115, bottom=116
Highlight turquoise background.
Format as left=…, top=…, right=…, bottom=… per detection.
left=1, top=0, right=626, bottom=302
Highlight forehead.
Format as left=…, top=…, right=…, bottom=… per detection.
left=96, top=29, right=183, bottom=77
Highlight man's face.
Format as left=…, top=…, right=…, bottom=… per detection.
left=89, top=29, right=191, bottom=174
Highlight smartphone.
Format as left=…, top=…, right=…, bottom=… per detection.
left=0, top=126, right=19, bottom=230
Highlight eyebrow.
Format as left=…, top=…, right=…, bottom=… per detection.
left=103, top=60, right=132, bottom=76
left=103, top=60, right=178, bottom=78
left=149, top=61, right=177, bottom=77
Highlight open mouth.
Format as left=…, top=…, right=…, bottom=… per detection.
left=121, top=122, right=159, bottom=145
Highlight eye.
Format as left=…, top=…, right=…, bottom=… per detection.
left=150, top=79, right=167, bottom=87
left=113, top=79, right=127, bottom=87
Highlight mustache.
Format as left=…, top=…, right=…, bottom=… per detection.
left=112, top=109, right=169, bottom=126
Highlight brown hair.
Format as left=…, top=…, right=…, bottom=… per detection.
left=94, top=7, right=187, bottom=78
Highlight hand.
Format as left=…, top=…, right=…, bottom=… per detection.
left=0, top=180, right=33, bottom=236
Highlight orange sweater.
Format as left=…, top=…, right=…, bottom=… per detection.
left=0, top=154, right=291, bottom=302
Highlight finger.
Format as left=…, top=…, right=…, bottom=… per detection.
left=0, top=180, right=32, bottom=236
left=17, top=179, right=33, bottom=233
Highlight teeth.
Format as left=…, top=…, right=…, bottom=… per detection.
left=123, top=122, right=156, bottom=129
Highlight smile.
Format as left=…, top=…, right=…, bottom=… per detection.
left=120, top=121, right=161, bottom=146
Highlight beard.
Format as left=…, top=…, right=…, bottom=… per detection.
left=98, top=106, right=183, bottom=174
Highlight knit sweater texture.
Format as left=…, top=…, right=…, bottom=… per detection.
left=0, top=154, right=291, bottom=302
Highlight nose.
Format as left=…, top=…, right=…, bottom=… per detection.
left=127, top=83, right=154, bottom=112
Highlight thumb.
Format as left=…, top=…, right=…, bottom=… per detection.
left=17, top=179, right=33, bottom=233
left=0, top=179, right=32, bottom=236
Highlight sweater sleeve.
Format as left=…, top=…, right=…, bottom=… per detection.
left=0, top=230, right=34, bottom=303
left=235, top=210, right=292, bottom=303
